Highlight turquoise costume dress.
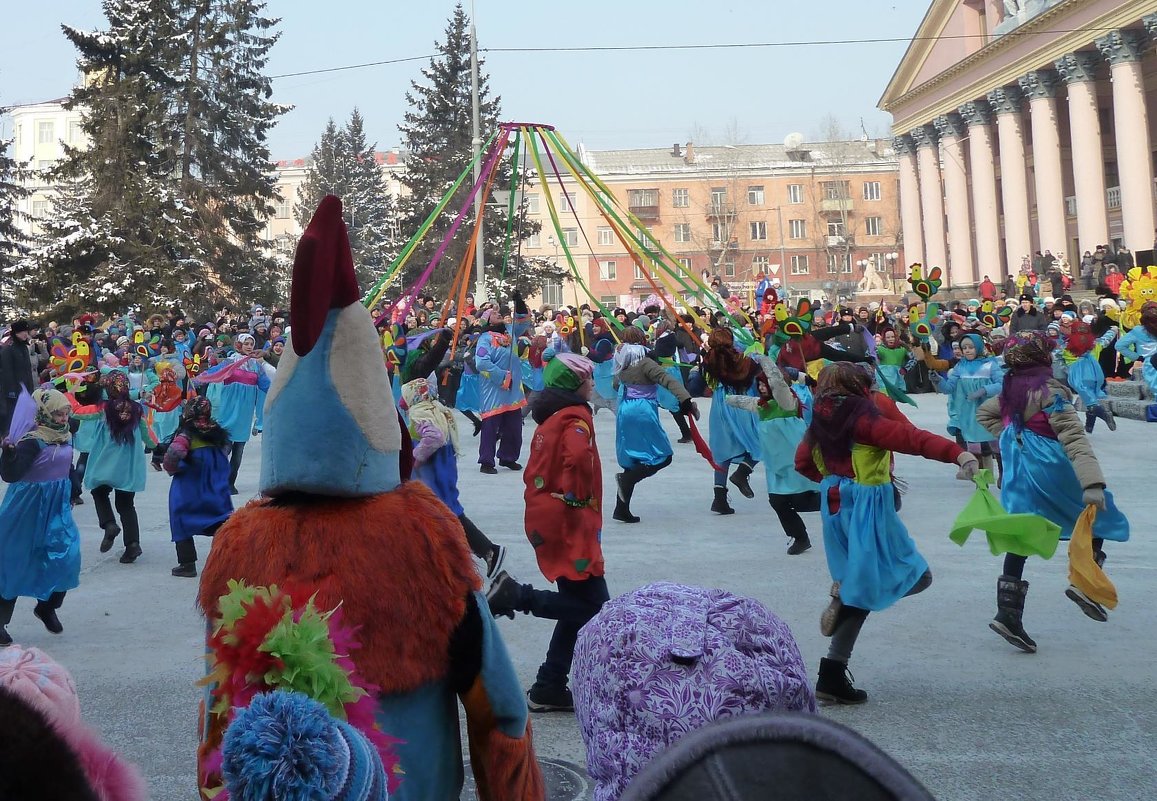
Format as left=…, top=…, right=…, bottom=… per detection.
left=0, top=437, right=81, bottom=602
left=616, top=385, right=671, bottom=470
left=592, top=359, right=616, bottom=408
left=939, top=356, right=1003, bottom=444
left=202, top=356, right=275, bottom=444
left=654, top=360, right=685, bottom=414
left=708, top=382, right=762, bottom=465
left=80, top=412, right=153, bottom=493
left=998, top=397, right=1129, bottom=543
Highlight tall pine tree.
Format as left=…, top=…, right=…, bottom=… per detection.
left=397, top=3, right=544, bottom=301
left=24, top=0, right=284, bottom=318
left=0, top=100, right=30, bottom=317
left=295, top=110, right=397, bottom=288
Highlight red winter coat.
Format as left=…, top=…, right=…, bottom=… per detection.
left=524, top=403, right=604, bottom=582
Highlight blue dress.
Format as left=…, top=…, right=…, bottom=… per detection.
left=616, top=385, right=672, bottom=469
left=709, top=384, right=762, bottom=465
left=756, top=391, right=819, bottom=496
left=168, top=443, right=233, bottom=542
left=1115, top=325, right=1157, bottom=395
left=655, top=364, right=684, bottom=413
left=1063, top=354, right=1108, bottom=407
left=820, top=474, right=927, bottom=612
left=0, top=440, right=81, bottom=601
left=456, top=370, right=480, bottom=413
left=592, top=360, right=617, bottom=407
left=940, top=357, right=1003, bottom=444
left=999, top=403, right=1129, bottom=543
left=413, top=443, right=464, bottom=517
left=83, top=415, right=151, bottom=493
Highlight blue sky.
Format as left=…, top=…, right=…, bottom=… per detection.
left=1, top=0, right=928, bottom=159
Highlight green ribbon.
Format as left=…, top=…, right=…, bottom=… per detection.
left=949, top=469, right=1061, bottom=558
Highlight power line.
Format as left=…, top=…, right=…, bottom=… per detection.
left=268, top=25, right=1130, bottom=81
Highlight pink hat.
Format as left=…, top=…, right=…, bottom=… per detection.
left=0, top=644, right=81, bottom=728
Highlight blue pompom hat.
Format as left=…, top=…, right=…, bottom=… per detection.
left=221, top=690, right=388, bottom=801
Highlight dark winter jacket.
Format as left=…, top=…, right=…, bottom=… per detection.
left=0, top=337, right=36, bottom=410
left=1008, top=307, right=1047, bottom=335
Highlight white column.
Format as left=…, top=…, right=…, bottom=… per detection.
left=911, top=124, right=948, bottom=270
left=934, top=112, right=976, bottom=287
left=1056, top=52, right=1111, bottom=255
left=960, top=99, right=1004, bottom=280
left=893, top=134, right=924, bottom=271
left=987, top=86, right=1032, bottom=275
left=1097, top=28, right=1155, bottom=252
left=1018, top=69, right=1068, bottom=256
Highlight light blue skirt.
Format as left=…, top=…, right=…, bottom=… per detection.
left=456, top=372, right=480, bottom=413
left=1000, top=427, right=1129, bottom=542
left=708, top=386, right=761, bottom=465
left=593, top=360, right=616, bottom=403
left=758, top=416, right=819, bottom=496
left=1065, top=356, right=1106, bottom=407
left=616, top=396, right=672, bottom=469
left=655, top=365, right=684, bottom=413
left=820, top=475, right=927, bottom=612
left=84, top=422, right=147, bottom=493
left=0, top=478, right=81, bottom=600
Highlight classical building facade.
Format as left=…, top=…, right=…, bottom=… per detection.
left=880, top=0, right=1157, bottom=288
left=522, top=140, right=904, bottom=309
left=5, top=98, right=85, bottom=237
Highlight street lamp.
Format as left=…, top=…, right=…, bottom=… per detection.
left=885, top=251, right=899, bottom=296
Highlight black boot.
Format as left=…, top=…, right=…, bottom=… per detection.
left=526, top=681, right=574, bottom=713
left=613, top=473, right=641, bottom=523
left=710, top=486, right=735, bottom=515
left=989, top=575, right=1037, bottom=653
left=33, top=601, right=63, bottom=634
left=0, top=597, right=15, bottom=646
left=99, top=522, right=120, bottom=553
left=672, top=412, right=692, bottom=444
left=815, top=657, right=868, bottom=705
left=1085, top=410, right=1096, bottom=434
left=485, top=571, right=527, bottom=619
left=728, top=463, right=755, bottom=499
left=787, top=535, right=812, bottom=555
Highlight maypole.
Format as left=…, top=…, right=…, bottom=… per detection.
left=469, top=0, right=486, bottom=303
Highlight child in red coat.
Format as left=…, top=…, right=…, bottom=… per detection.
left=486, top=352, right=609, bottom=713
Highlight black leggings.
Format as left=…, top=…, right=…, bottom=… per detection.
left=458, top=514, right=496, bottom=562
left=228, top=442, right=246, bottom=488
left=90, top=486, right=140, bottom=546
left=769, top=491, right=820, bottom=540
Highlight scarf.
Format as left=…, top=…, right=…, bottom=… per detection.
left=612, top=343, right=647, bottom=376
left=180, top=396, right=230, bottom=449
left=400, top=378, right=459, bottom=457
left=806, top=362, right=877, bottom=466
left=22, top=388, right=71, bottom=445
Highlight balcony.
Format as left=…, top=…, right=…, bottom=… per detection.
left=706, top=202, right=736, bottom=219
left=629, top=204, right=660, bottom=222
left=709, top=239, right=739, bottom=251
left=820, top=198, right=854, bottom=213
left=1107, top=186, right=1121, bottom=209
left=1065, top=196, right=1077, bottom=217
left=826, top=235, right=848, bottom=248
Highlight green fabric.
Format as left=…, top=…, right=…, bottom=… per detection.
left=543, top=358, right=581, bottom=391
left=949, top=470, right=1061, bottom=558
left=877, top=345, right=908, bottom=366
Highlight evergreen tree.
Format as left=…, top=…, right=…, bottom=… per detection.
left=0, top=100, right=30, bottom=316
left=172, top=0, right=285, bottom=306
left=397, top=3, right=545, bottom=301
left=25, top=0, right=205, bottom=317
left=296, top=110, right=397, bottom=288
left=23, top=0, right=284, bottom=318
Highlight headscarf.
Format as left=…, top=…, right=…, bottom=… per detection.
left=101, top=370, right=142, bottom=445
left=613, top=344, right=647, bottom=376
left=702, top=328, right=756, bottom=391
left=543, top=353, right=594, bottom=392
left=959, top=332, right=986, bottom=359
left=23, top=388, right=72, bottom=445
left=1000, top=331, right=1056, bottom=423
left=400, top=377, right=459, bottom=457
left=806, top=362, right=878, bottom=467
left=1066, top=322, right=1096, bottom=357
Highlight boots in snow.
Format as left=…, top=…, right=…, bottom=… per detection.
left=0, top=598, right=15, bottom=646
left=787, top=535, right=812, bottom=555
left=33, top=602, right=63, bottom=634
left=1065, top=584, right=1108, bottom=622
left=989, top=575, right=1037, bottom=653
left=815, top=657, right=868, bottom=705
left=486, top=571, right=527, bottom=619
left=99, top=522, right=121, bottom=553
left=710, top=486, right=735, bottom=515
left=729, top=463, right=756, bottom=499
left=613, top=473, right=641, bottom=523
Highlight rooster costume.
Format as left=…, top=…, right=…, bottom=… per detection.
left=197, top=197, right=543, bottom=801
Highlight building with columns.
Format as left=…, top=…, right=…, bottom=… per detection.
left=880, top=0, right=1157, bottom=288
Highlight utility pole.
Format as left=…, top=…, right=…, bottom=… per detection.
left=776, top=205, right=788, bottom=297
left=470, top=0, right=486, bottom=304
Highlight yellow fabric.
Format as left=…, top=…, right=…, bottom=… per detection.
left=850, top=443, right=892, bottom=486
left=1068, top=505, right=1118, bottom=609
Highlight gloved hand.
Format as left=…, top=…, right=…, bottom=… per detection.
left=955, top=451, right=979, bottom=481
left=929, top=370, right=942, bottom=385
left=1082, top=486, right=1106, bottom=510
left=968, top=388, right=987, bottom=401
left=679, top=397, right=701, bottom=420
left=510, top=290, right=528, bottom=316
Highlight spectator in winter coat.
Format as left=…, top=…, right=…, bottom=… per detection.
left=0, top=321, right=37, bottom=436
left=1008, top=296, right=1047, bottom=335
left=979, top=275, right=997, bottom=302
left=1117, top=246, right=1134, bottom=270
left=1105, top=266, right=1125, bottom=297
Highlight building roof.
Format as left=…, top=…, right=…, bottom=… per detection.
left=581, top=140, right=896, bottom=177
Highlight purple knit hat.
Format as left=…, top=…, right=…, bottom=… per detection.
left=572, top=582, right=816, bottom=801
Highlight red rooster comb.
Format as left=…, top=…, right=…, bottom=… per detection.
left=290, top=196, right=361, bottom=357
